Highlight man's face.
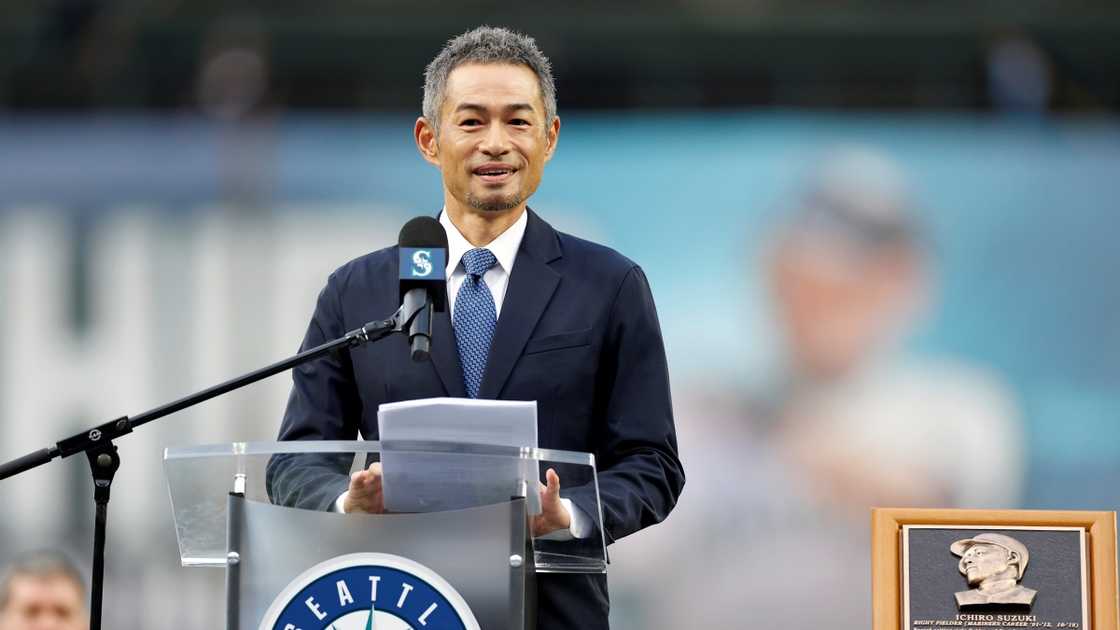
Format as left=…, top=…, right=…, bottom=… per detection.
left=0, top=576, right=86, bottom=630
left=417, top=62, right=559, bottom=217
left=959, top=543, right=1013, bottom=585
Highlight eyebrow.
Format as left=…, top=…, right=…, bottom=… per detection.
left=454, top=102, right=536, bottom=114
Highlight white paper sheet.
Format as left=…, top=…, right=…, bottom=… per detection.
left=377, top=397, right=541, bottom=514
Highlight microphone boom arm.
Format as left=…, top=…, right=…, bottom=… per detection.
left=0, top=298, right=433, bottom=630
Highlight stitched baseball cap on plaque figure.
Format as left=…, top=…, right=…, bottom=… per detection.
left=872, top=509, right=1119, bottom=630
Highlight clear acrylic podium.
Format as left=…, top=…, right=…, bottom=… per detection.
left=164, top=441, right=607, bottom=630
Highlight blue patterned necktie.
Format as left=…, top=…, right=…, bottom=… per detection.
left=454, top=248, right=499, bottom=398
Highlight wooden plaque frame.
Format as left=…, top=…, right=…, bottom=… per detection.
left=872, top=508, right=1119, bottom=630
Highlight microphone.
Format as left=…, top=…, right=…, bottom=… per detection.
left=397, top=216, right=448, bottom=361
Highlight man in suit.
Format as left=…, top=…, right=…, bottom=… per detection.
left=268, top=26, right=683, bottom=630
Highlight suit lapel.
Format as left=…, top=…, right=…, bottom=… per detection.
left=478, top=209, right=562, bottom=399
left=419, top=209, right=468, bottom=397
left=429, top=306, right=466, bottom=397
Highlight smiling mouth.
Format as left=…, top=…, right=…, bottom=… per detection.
left=473, top=165, right=518, bottom=183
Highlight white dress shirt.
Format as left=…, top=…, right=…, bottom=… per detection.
left=334, top=210, right=590, bottom=540
left=441, top=208, right=527, bottom=320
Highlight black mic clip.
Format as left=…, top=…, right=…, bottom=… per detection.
left=398, top=287, right=434, bottom=362
left=342, top=287, right=433, bottom=362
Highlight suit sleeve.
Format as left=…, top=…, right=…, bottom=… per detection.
left=570, top=265, right=685, bottom=544
left=265, top=272, right=363, bottom=511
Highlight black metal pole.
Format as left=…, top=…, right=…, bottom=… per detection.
left=130, top=318, right=395, bottom=430
left=86, top=444, right=120, bottom=630
left=226, top=476, right=246, bottom=630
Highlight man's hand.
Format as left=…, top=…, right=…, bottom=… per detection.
left=531, top=468, right=572, bottom=537
left=343, top=462, right=385, bottom=514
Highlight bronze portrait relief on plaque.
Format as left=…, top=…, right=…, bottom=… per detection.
left=902, top=525, right=1088, bottom=630
left=950, top=532, right=1037, bottom=608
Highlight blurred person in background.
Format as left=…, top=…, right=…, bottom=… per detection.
left=195, top=15, right=278, bottom=207
left=610, top=147, right=1023, bottom=629
left=0, top=552, right=87, bottom=630
left=986, top=33, right=1053, bottom=116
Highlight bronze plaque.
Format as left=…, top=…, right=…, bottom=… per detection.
left=903, top=525, right=1089, bottom=630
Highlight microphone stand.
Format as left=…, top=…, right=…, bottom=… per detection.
left=0, top=297, right=431, bottom=630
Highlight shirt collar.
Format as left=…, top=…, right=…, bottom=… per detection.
left=439, top=209, right=528, bottom=275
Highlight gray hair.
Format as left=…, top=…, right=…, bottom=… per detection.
left=0, top=551, right=86, bottom=610
left=423, top=26, right=557, bottom=131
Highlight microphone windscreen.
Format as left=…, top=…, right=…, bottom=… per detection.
left=399, top=216, right=449, bottom=250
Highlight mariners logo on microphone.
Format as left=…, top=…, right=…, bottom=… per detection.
left=412, top=250, right=434, bottom=277
left=260, top=553, right=479, bottom=630
left=400, top=248, right=447, bottom=281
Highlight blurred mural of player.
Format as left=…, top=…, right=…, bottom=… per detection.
left=758, top=147, right=1024, bottom=514
left=609, top=147, right=1024, bottom=629
left=0, top=552, right=87, bottom=630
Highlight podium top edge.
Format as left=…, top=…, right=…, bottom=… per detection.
left=163, top=440, right=595, bottom=466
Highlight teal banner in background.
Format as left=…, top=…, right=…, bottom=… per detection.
left=0, top=112, right=1118, bottom=510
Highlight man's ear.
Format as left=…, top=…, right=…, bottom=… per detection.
left=415, top=117, right=440, bottom=167
left=543, top=115, right=561, bottom=162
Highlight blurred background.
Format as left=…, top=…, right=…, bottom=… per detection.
left=1, top=1, right=1119, bottom=627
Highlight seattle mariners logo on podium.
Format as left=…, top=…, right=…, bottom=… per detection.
left=260, top=553, right=480, bottom=630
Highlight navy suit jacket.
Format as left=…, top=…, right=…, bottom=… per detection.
left=267, top=209, right=684, bottom=630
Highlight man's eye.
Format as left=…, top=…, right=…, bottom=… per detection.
left=510, top=118, right=530, bottom=126
left=460, top=119, right=482, bottom=127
